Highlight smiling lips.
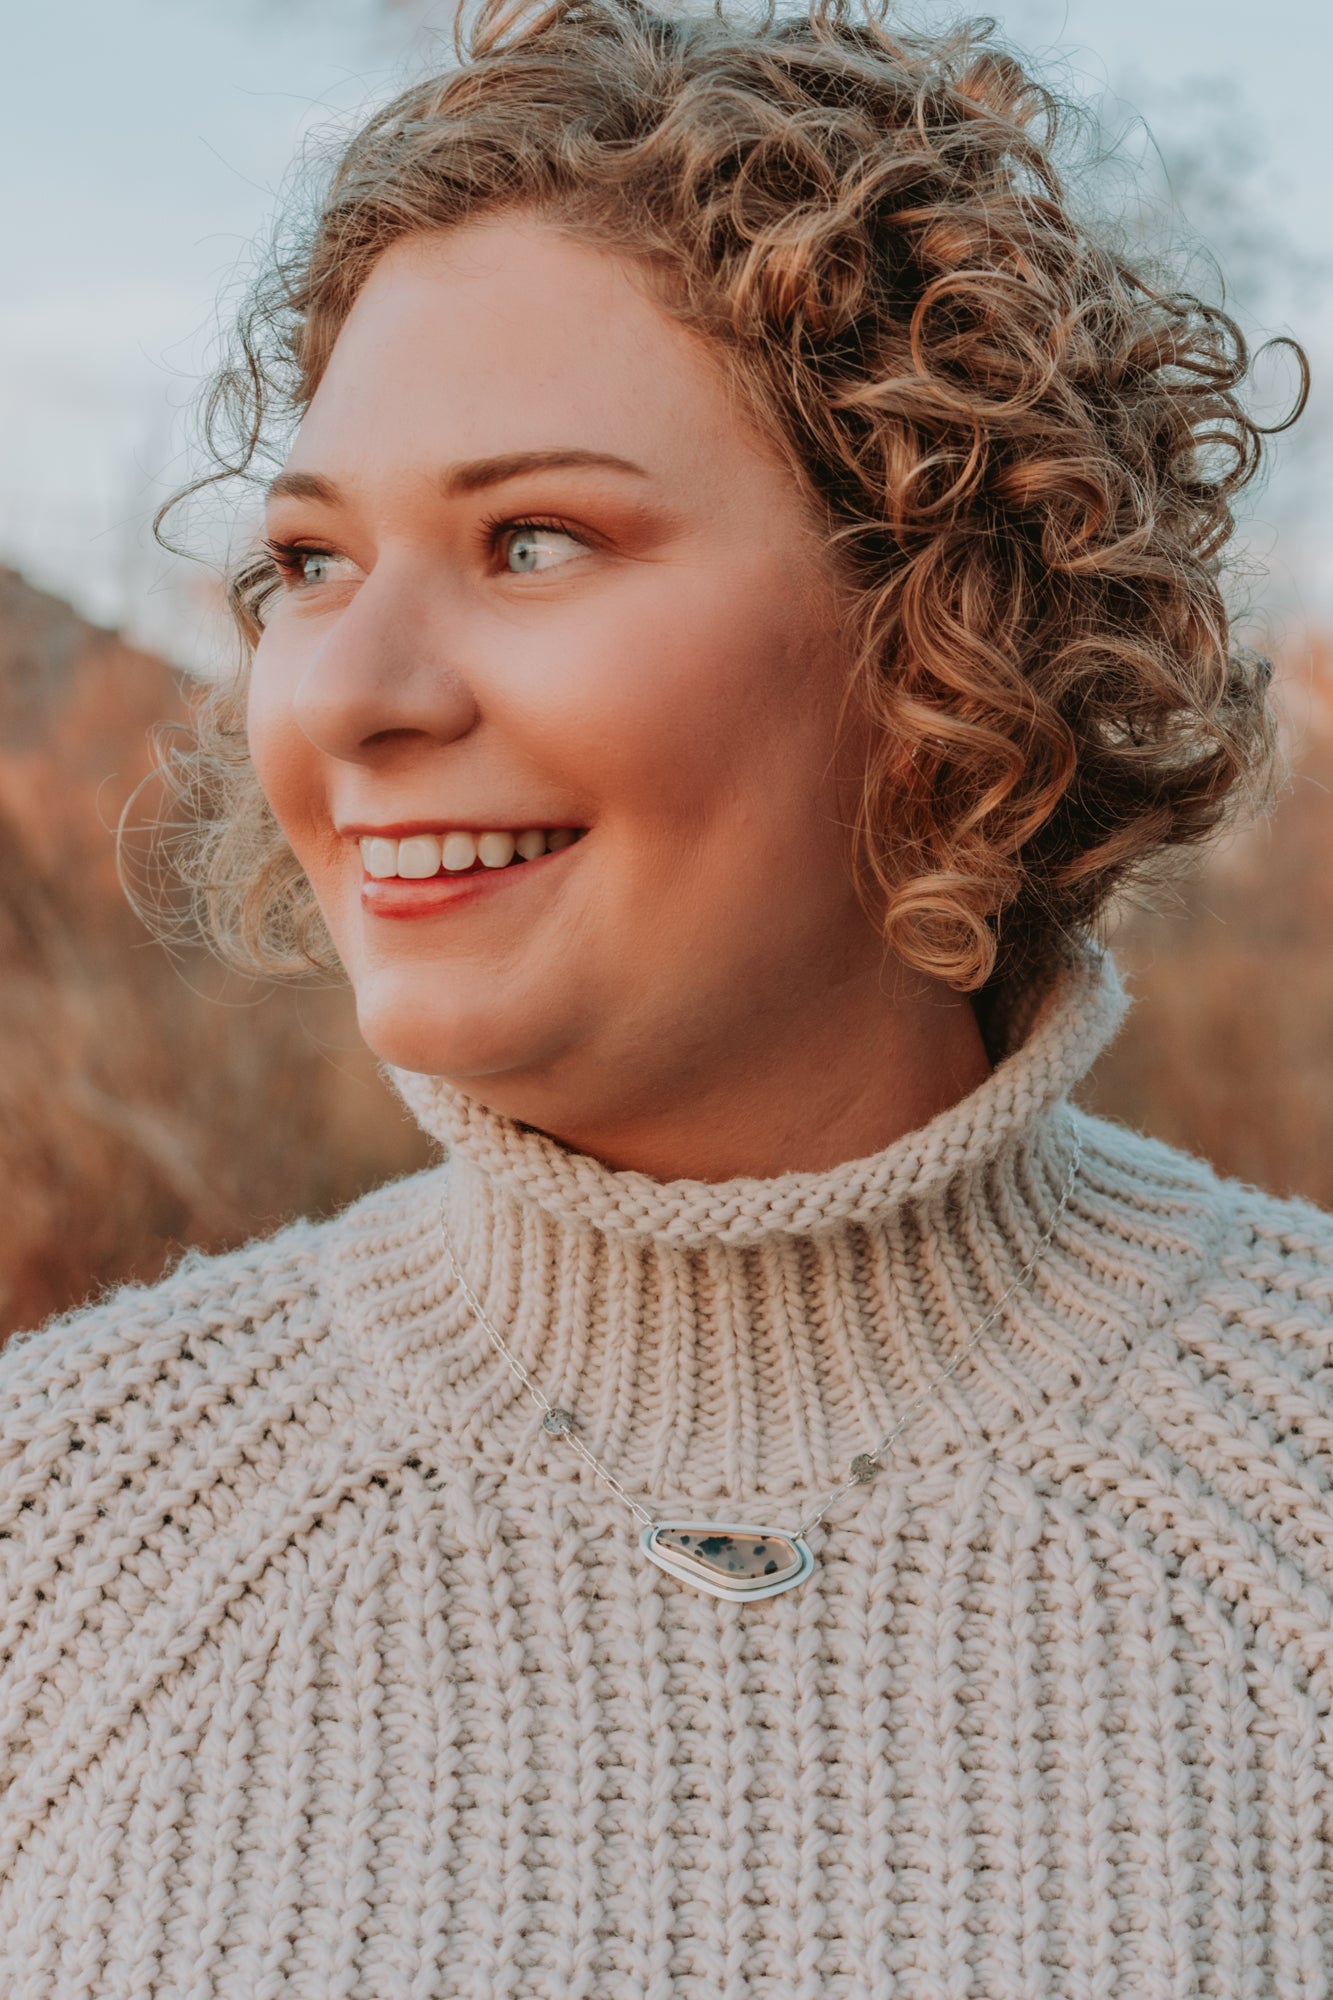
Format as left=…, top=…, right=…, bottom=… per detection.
left=357, top=825, right=588, bottom=916
left=359, top=826, right=584, bottom=879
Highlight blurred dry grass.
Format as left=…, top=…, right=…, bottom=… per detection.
left=0, top=569, right=430, bottom=1341
left=1079, top=634, right=1333, bottom=1207
left=1, top=567, right=1330, bottom=1343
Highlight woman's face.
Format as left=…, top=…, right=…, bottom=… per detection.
left=249, top=214, right=899, bottom=1155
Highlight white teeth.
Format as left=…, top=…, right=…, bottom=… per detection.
left=357, top=827, right=582, bottom=878
left=441, top=831, right=478, bottom=872
left=397, top=833, right=443, bottom=879
left=362, top=837, right=399, bottom=880
left=477, top=830, right=517, bottom=869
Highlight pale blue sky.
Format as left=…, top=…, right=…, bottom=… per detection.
left=2, top=0, right=1328, bottom=664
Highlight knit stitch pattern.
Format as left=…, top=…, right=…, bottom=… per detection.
left=3, top=942, right=1333, bottom=1998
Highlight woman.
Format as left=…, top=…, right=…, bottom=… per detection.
left=2, top=0, right=1327, bottom=1992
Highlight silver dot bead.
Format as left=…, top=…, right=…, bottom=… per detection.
left=849, top=1452, right=880, bottom=1483
left=542, top=1408, right=575, bottom=1436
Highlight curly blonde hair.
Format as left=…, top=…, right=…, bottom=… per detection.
left=146, top=0, right=1307, bottom=1005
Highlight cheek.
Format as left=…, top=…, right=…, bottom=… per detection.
left=565, top=563, right=834, bottom=819
left=245, top=645, right=319, bottom=847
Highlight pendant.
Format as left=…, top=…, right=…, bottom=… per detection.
left=640, top=1520, right=815, bottom=1601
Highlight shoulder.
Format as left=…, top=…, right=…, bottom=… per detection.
left=0, top=1161, right=449, bottom=1385
left=1069, top=1110, right=1333, bottom=1477
left=0, top=1171, right=449, bottom=1840
left=1071, top=1104, right=1333, bottom=1326
left=1034, top=1109, right=1333, bottom=1681
left=1207, top=1169, right=1333, bottom=1317
left=0, top=1164, right=446, bottom=1531
left=0, top=1213, right=334, bottom=1603
left=1162, top=1156, right=1333, bottom=1510
left=0, top=1207, right=329, bottom=1411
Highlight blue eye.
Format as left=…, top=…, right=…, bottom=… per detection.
left=298, top=551, right=338, bottom=585
left=504, top=524, right=586, bottom=574
left=263, top=539, right=358, bottom=592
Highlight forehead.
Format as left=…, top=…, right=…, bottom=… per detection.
left=291, top=215, right=754, bottom=483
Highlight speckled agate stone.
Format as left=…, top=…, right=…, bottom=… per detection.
left=642, top=1522, right=814, bottom=1599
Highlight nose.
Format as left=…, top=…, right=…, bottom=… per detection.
left=289, top=571, right=478, bottom=763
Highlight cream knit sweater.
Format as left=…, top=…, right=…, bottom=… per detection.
left=3, top=941, right=1333, bottom=1998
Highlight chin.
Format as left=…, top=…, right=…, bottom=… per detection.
left=351, top=970, right=543, bottom=1082
left=355, top=1001, right=491, bottom=1079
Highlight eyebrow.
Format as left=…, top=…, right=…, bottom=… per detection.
left=264, top=448, right=651, bottom=506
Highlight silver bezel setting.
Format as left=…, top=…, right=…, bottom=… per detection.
left=641, top=1520, right=815, bottom=1600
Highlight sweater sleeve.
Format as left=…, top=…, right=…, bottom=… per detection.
left=1026, top=1158, right=1333, bottom=1682
left=0, top=1216, right=353, bottom=1844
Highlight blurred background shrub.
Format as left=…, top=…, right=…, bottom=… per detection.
left=1078, top=641, right=1333, bottom=1205
left=0, top=569, right=430, bottom=1338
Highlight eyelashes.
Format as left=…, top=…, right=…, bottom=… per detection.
left=477, top=510, right=583, bottom=540
left=261, top=516, right=591, bottom=588
left=480, top=513, right=594, bottom=568
left=262, top=537, right=312, bottom=577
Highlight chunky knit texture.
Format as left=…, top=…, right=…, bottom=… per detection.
left=3, top=941, right=1333, bottom=1998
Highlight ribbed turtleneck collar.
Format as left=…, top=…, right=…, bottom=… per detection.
left=334, top=942, right=1145, bottom=1508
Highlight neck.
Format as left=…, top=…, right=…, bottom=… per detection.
left=429, top=968, right=995, bottom=1183
left=338, top=941, right=1140, bottom=1508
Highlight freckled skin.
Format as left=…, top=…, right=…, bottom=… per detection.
left=248, top=214, right=991, bottom=1179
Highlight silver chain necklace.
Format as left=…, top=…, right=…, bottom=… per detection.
left=438, top=1126, right=1082, bottom=1603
